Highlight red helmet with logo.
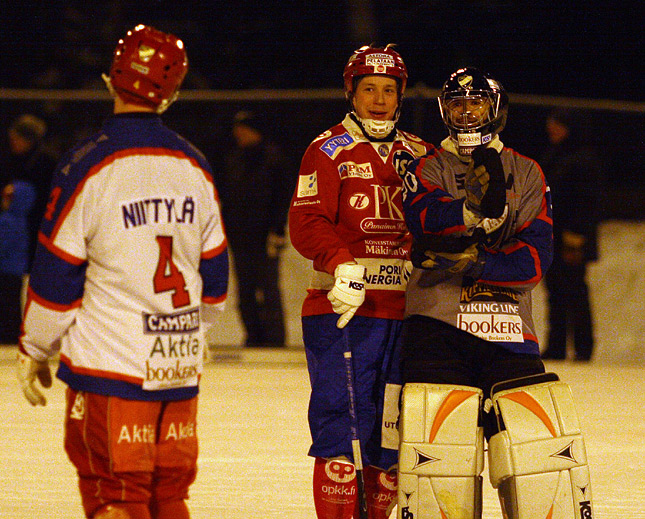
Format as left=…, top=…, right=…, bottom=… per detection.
left=107, top=25, right=188, bottom=112
left=343, top=44, right=408, bottom=97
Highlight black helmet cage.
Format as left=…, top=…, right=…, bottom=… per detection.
left=438, top=68, right=509, bottom=148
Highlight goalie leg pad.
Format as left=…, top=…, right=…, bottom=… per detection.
left=488, top=373, right=594, bottom=519
left=398, top=383, right=485, bottom=519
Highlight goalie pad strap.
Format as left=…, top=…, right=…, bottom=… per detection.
left=398, top=383, right=484, bottom=519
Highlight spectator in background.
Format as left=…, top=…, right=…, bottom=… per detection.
left=540, top=108, right=602, bottom=361
left=2, top=114, right=57, bottom=270
left=0, top=179, right=35, bottom=343
left=214, top=110, right=294, bottom=347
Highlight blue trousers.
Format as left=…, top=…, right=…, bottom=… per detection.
left=302, top=314, right=403, bottom=470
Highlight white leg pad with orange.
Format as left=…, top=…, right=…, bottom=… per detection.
left=398, top=383, right=485, bottom=519
left=488, top=373, right=594, bottom=519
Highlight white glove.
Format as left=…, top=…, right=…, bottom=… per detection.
left=17, top=350, right=52, bottom=406
left=327, top=262, right=366, bottom=329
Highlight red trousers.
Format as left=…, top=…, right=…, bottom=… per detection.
left=64, top=388, right=198, bottom=518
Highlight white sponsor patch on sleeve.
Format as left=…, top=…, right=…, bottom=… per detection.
left=296, top=171, right=318, bottom=198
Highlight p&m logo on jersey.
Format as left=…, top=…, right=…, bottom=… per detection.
left=296, top=171, right=318, bottom=198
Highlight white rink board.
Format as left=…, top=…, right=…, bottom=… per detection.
left=210, top=220, right=645, bottom=364
left=1, top=348, right=644, bottom=518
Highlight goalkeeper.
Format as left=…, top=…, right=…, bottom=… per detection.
left=396, top=68, right=595, bottom=519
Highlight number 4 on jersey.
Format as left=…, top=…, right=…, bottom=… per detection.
left=154, top=235, right=190, bottom=308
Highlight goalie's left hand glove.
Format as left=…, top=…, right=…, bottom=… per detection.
left=327, top=262, right=366, bottom=329
left=412, top=242, right=485, bottom=278
left=17, top=350, right=52, bottom=406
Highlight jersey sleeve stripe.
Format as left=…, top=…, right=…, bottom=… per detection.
left=201, top=240, right=227, bottom=259
left=202, top=294, right=227, bottom=305
left=38, top=231, right=85, bottom=265
left=27, top=285, right=83, bottom=311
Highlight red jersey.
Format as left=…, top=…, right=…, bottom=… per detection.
left=289, top=114, right=434, bottom=320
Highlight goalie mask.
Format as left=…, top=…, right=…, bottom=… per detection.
left=103, top=25, right=188, bottom=114
left=439, top=67, right=508, bottom=156
left=343, top=44, right=408, bottom=139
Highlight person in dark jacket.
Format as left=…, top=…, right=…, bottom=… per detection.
left=214, top=110, right=295, bottom=347
left=1, top=113, right=57, bottom=270
left=0, top=179, right=35, bottom=343
left=540, top=108, right=602, bottom=361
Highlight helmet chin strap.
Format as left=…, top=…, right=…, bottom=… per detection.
left=101, top=73, right=117, bottom=98
left=350, top=111, right=398, bottom=140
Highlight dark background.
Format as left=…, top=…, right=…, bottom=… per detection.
left=0, top=2, right=643, bottom=218
left=0, top=2, right=641, bottom=99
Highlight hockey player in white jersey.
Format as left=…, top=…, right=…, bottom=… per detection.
left=17, top=25, right=228, bottom=519
left=397, top=68, right=594, bottom=519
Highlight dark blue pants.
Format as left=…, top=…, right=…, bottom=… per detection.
left=302, top=314, right=403, bottom=470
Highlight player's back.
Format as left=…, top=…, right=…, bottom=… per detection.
left=32, top=113, right=225, bottom=397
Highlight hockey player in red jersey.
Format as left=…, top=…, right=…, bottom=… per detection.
left=16, top=25, right=228, bottom=519
left=289, top=45, right=434, bottom=519
left=397, top=67, right=594, bottom=519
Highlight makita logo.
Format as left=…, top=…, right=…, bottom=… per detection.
left=579, top=500, right=593, bottom=519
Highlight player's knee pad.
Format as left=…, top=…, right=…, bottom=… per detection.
left=488, top=373, right=594, bottom=519
left=93, top=503, right=151, bottom=519
left=398, top=383, right=485, bottom=519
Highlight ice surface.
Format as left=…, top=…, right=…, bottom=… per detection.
left=1, top=347, right=644, bottom=518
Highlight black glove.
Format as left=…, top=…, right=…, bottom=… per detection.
left=465, top=147, right=507, bottom=219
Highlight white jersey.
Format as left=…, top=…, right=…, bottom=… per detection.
left=20, top=113, right=229, bottom=401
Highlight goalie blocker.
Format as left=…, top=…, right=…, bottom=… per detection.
left=398, top=374, right=594, bottom=519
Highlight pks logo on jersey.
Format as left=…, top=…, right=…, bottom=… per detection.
left=338, top=161, right=374, bottom=179
left=296, top=171, right=318, bottom=198
left=321, top=132, right=354, bottom=158
left=359, top=184, right=406, bottom=234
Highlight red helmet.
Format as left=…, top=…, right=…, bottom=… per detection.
left=108, top=25, right=188, bottom=111
left=343, top=44, right=408, bottom=96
